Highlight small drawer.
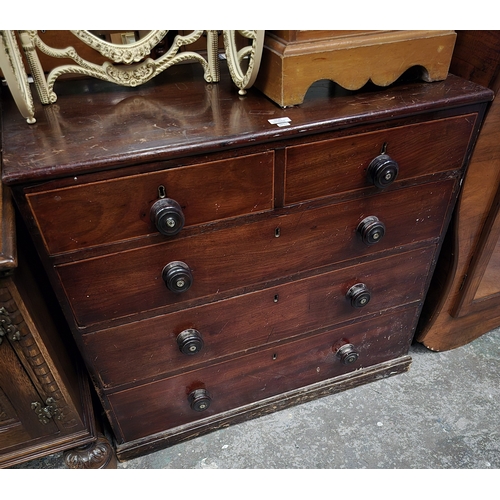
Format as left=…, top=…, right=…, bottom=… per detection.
left=57, top=179, right=455, bottom=328
left=26, top=151, right=275, bottom=255
left=284, top=115, right=475, bottom=205
left=106, top=307, right=417, bottom=443
left=83, top=247, right=433, bottom=388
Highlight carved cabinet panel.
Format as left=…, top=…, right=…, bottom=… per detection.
left=0, top=256, right=97, bottom=468
left=0, top=179, right=106, bottom=468
left=0, top=336, right=60, bottom=447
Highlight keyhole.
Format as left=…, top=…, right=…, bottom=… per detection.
left=274, top=294, right=279, bottom=303
left=381, top=142, right=388, bottom=154
left=158, top=185, right=166, bottom=199
left=275, top=228, right=281, bottom=238
left=272, top=353, right=278, bottom=360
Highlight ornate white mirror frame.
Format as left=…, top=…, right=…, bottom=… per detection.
left=0, top=30, right=264, bottom=124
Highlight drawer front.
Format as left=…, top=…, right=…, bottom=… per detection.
left=57, top=179, right=455, bottom=327
left=26, top=152, right=275, bottom=255
left=107, top=307, right=417, bottom=442
left=285, top=115, right=475, bottom=205
left=83, top=247, right=434, bottom=388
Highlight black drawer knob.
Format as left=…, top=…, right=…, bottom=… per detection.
left=367, top=154, right=399, bottom=189
left=336, top=344, right=360, bottom=365
left=177, top=329, right=204, bottom=355
left=150, top=198, right=185, bottom=236
left=346, top=283, right=371, bottom=308
left=188, top=388, right=211, bottom=412
left=162, top=261, right=193, bottom=293
left=357, top=216, right=386, bottom=245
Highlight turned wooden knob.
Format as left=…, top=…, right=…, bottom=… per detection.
left=367, top=154, right=399, bottom=189
left=177, top=329, right=204, bottom=355
left=162, top=261, right=193, bottom=293
left=346, top=283, right=371, bottom=308
left=336, top=344, right=360, bottom=365
left=188, top=388, right=211, bottom=412
left=357, top=216, right=386, bottom=245
left=150, top=197, right=185, bottom=236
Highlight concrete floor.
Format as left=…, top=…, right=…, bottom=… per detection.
left=9, top=327, right=500, bottom=469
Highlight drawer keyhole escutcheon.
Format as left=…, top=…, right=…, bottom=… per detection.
left=367, top=152, right=399, bottom=189
left=188, top=388, right=212, bottom=412
left=357, top=216, right=386, bottom=245
left=346, top=283, right=371, bottom=308
left=177, top=329, right=204, bottom=355
left=150, top=194, right=185, bottom=237
left=336, top=344, right=360, bottom=365
left=162, top=261, right=193, bottom=293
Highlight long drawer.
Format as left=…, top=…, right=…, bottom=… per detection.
left=57, top=179, right=455, bottom=328
left=284, top=115, right=475, bottom=204
left=26, top=152, right=275, bottom=255
left=107, top=306, right=418, bottom=443
left=83, top=247, right=434, bottom=389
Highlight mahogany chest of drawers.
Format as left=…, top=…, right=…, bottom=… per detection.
left=1, top=64, right=492, bottom=460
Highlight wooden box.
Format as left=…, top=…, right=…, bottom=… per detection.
left=254, top=30, right=457, bottom=107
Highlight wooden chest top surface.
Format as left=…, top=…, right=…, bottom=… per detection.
left=0, top=64, right=493, bottom=185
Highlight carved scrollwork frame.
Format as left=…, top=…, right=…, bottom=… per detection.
left=0, top=30, right=264, bottom=124
left=70, top=30, right=170, bottom=64
left=18, top=30, right=221, bottom=105
left=223, top=30, right=265, bottom=94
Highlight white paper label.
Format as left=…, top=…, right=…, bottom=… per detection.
left=268, top=117, right=291, bottom=125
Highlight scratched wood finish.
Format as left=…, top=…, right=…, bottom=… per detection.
left=115, top=356, right=412, bottom=460
left=0, top=69, right=493, bottom=186
left=27, top=152, right=275, bottom=255
left=1, top=63, right=492, bottom=459
left=57, top=180, right=455, bottom=329
left=284, top=115, right=475, bottom=205
left=108, top=307, right=418, bottom=443
left=26, top=114, right=476, bottom=257
left=83, top=247, right=433, bottom=390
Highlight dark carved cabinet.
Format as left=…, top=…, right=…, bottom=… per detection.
left=0, top=175, right=115, bottom=468
left=0, top=267, right=94, bottom=468
left=1, top=63, right=492, bottom=460
left=0, top=190, right=80, bottom=467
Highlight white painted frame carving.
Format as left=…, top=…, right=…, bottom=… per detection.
left=0, top=30, right=36, bottom=123
left=223, top=30, right=264, bottom=94
left=18, top=30, right=221, bottom=105
left=1, top=30, right=264, bottom=124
